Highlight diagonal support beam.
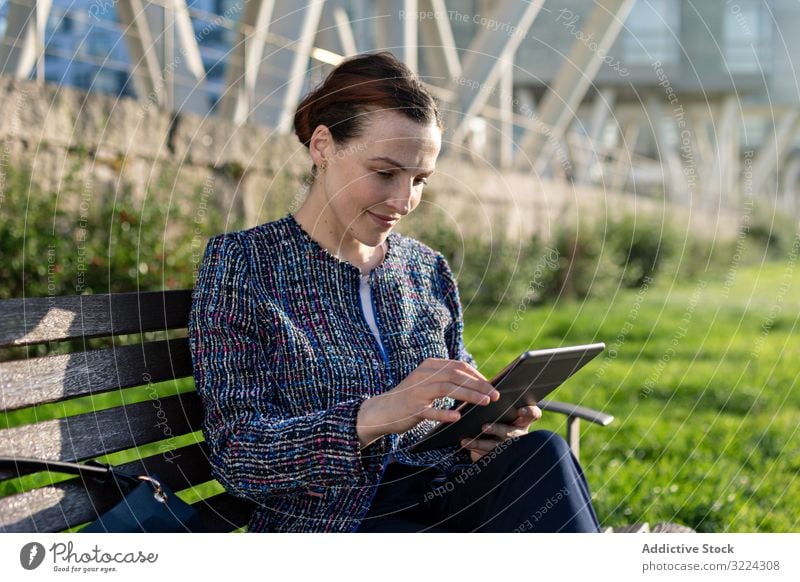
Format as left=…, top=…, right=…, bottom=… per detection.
left=578, top=87, right=616, bottom=182
left=645, top=96, right=686, bottom=204
left=780, top=155, right=800, bottom=215
left=609, top=117, right=641, bottom=192
left=498, top=59, right=514, bottom=168
left=315, top=1, right=357, bottom=58
left=119, top=0, right=208, bottom=113
left=481, top=58, right=514, bottom=168
left=705, top=95, right=740, bottom=208
left=417, top=0, right=461, bottom=84
left=167, top=0, right=210, bottom=114
left=749, top=109, right=800, bottom=200
left=218, top=0, right=276, bottom=124
left=588, top=88, right=616, bottom=145
left=446, top=0, right=543, bottom=145
left=515, top=0, right=637, bottom=171
left=375, top=0, right=418, bottom=72
left=117, top=0, right=168, bottom=107
left=250, top=0, right=325, bottom=132
left=0, top=0, right=52, bottom=80
left=171, top=0, right=205, bottom=81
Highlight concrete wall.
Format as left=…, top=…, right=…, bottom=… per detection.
left=0, top=76, right=738, bottom=244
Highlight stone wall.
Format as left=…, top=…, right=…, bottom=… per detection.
left=0, top=76, right=739, bottom=243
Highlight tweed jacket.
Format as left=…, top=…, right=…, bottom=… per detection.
left=188, top=213, right=477, bottom=532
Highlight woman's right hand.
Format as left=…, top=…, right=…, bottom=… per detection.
left=356, top=358, right=499, bottom=448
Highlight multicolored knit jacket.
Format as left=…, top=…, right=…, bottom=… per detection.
left=188, top=213, right=477, bottom=532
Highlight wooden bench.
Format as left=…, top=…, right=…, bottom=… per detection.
left=0, top=290, right=614, bottom=533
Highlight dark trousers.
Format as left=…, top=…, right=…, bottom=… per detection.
left=357, top=430, right=601, bottom=533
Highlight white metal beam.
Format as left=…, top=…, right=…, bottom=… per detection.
left=171, top=0, right=205, bottom=81
left=332, top=4, right=357, bottom=56
left=588, top=88, right=616, bottom=145
left=482, top=58, right=514, bottom=168
left=316, top=1, right=357, bottom=58
left=218, top=0, right=276, bottom=124
left=780, top=155, right=800, bottom=216
left=0, top=0, right=52, bottom=80
left=578, top=87, right=616, bottom=182
left=250, top=0, right=325, bottom=132
left=645, top=96, right=686, bottom=204
left=609, top=118, right=641, bottom=192
left=498, top=60, right=513, bottom=169
left=515, top=0, right=637, bottom=171
left=750, top=109, right=800, bottom=199
left=164, top=0, right=210, bottom=114
left=689, top=108, right=714, bottom=171
left=417, top=0, right=461, bottom=84
left=705, top=95, right=740, bottom=208
left=374, top=0, right=417, bottom=71
left=117, top=0, right=167, bottom=107
left=686, top=106, right=716, bottom=211
left=445, top=0, right=543, bottom=145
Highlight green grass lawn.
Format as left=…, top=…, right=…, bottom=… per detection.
left=462, top=258, right=800, bottom=532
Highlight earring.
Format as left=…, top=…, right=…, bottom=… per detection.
left=319, top=160, right=328, bottom=171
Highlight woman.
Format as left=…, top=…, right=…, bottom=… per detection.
left=188, top=51, right=600, bottom=533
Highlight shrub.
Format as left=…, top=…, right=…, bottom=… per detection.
left=1, top=161, right=742, bottom=310
left=0, top=163, right=234, bottom=299
left=402, top=205, right=544, bottom=309
left=607, top=213, right=675, bottom=288
left=538, top=221, right=622, bottom=301
left=747, top=206, right=798, bottom=260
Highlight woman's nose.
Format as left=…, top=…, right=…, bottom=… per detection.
left=385, top=195, right=411, bottom=216
left=385, top=182, right=415, bottom=215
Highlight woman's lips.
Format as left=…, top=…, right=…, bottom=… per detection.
left=367, top=211, right=397, bottom=227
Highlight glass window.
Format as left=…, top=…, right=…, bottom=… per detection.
left=0, top=2, right=8, bottom=39
left=724, top=0, right=772, bottom=73
left=623, top=0, right=681, bottom=65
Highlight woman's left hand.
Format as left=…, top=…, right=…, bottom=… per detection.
left=460, top=405, right=542, bottom=463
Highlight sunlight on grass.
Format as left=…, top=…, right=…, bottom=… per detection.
left=464, top=260, right=800, bottom=532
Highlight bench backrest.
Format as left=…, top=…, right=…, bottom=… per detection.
left=0, top=290, right=255, bottom=532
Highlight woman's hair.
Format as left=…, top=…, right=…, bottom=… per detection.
left=293, top=51, right=442, bottom=149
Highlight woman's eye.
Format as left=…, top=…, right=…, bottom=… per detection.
left=415, top=178, right=428, bottom=186
left=376, top=171, right=393, bottom=179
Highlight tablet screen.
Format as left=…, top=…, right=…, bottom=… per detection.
left=407, top=343, right=605, bottom=454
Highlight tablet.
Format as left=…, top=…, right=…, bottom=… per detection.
left=408, top=342, right=605, bottom=454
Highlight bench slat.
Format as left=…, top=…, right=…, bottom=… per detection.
left=0, top=288, right=260, bottom=532
left=0, top=392, right=203, bottom=475
left=0, top=481, right=97, bottom=532
left=0, top=290, right=193, bottom=348
left=0, top=488, right=253, bottom=533
left=0, top=484, right=252, bottom=533
left=0, top=338, right=193, bottom=412
left=0, top=443, right=254, bottom=532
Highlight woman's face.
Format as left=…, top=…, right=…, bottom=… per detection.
left=309, top=109, right=442, bottom=248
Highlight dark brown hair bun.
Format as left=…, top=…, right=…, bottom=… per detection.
left=294, top=51, right=442, bottom=148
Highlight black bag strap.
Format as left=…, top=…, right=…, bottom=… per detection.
left=0, top=456, right=140, bottom=486
left=0, top=456, right=178, bottom=504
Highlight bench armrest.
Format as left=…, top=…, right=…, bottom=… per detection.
left=538, top=399, right=615, bottom=427
left=537, top=399, right=615, bottom=462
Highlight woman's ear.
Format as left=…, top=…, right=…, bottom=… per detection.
left=308, top=124, right=333, bottom=168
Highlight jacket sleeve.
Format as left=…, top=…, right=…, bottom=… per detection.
left=188, top=233, right=390, bottom=503
left=436, top=253, right=479, bottom=370
left=434, top=252, right=480, bottom=466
